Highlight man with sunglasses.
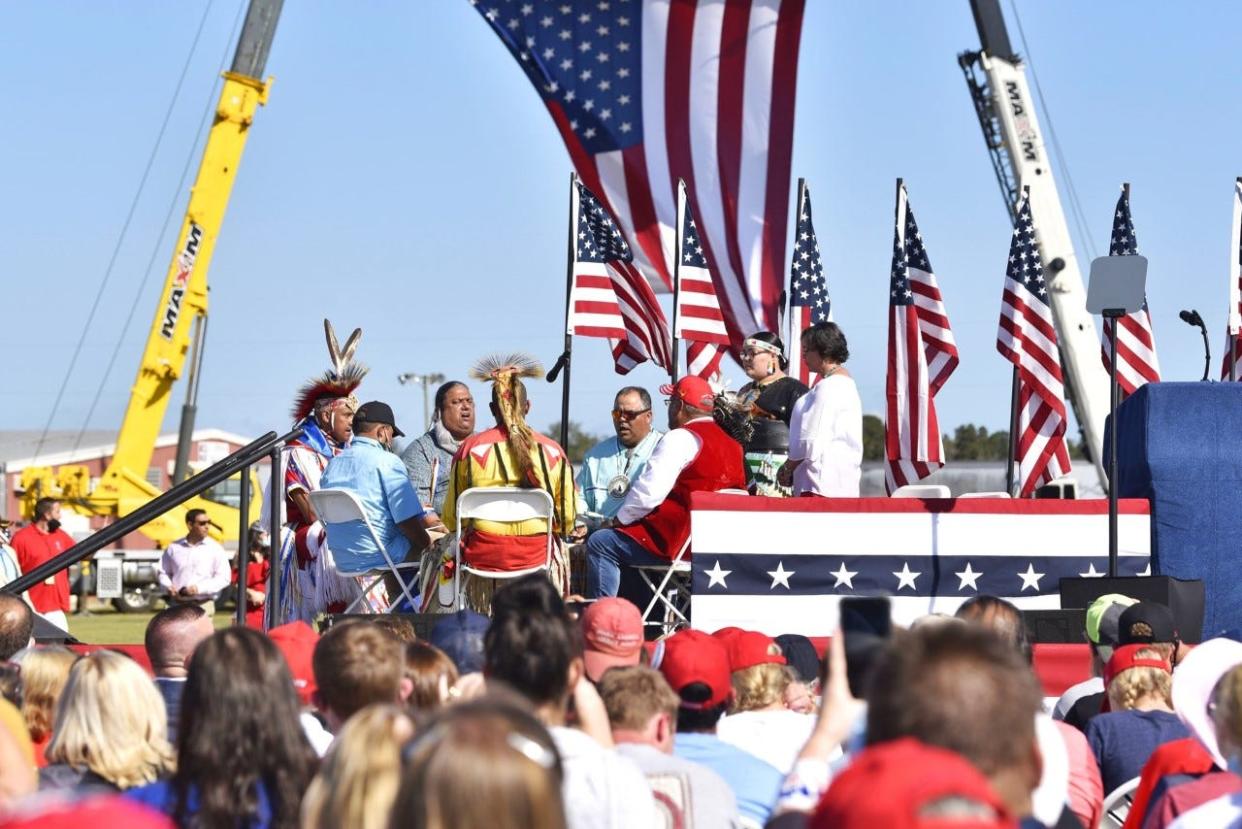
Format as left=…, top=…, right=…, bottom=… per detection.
left=158, top=508, right=231, bottom=617
left=576, top=387, right=663, bottom=533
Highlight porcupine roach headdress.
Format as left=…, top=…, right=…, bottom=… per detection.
left=291, top=320, right=369, bottom=423
left=469, top=353, right=544, bottom=486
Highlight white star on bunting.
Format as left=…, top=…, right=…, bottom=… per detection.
left=766, top=562, right=794, bottom=590
left=955, top=562, right=982, bottom=591
left=705, top=561, right=731, bottom=589
left=1079, top=562, right=1104, bottom=578
left=893, top=562, right=921, bottom=591
left=1017, top=563, right=1045, bottom=592
left=830, top=562, right=857, bottom=589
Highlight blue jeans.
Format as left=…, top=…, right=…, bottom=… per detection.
left=585, top=529, right=669, bottom=598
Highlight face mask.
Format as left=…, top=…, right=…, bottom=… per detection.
left=46, top=519, right=61, bottom=533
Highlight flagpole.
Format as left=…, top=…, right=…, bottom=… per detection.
left=670, top=179, right=686, bottom=384
left=547, top=172, right=577, bottom=454
left=787, top=177, right=806, bottom=352
left=1230, top=177, right=1242, bottom=382
left=1006, top=367, right=1020, bottom=497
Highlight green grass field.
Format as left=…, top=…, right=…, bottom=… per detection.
left=66, top=603, right=233, bottom=645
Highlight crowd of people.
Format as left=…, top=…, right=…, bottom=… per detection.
left=4, top=318, right=1240, bottom=826
left=0, top=582, right=1234, bottom=827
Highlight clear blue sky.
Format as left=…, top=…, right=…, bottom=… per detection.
left=1, top=2, right=1238, bottom=451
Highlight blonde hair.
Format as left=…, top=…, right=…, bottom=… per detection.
left=392, top=697, right=565, bottom=829
left=470, top=354, right=544, bottom=488
left=45, top=650, right=175, bottom=789
left=1107, top=647, right=1173, bottom=711
left=731, top=660, right=793, bottom=713
left=19, top=646, right=77, bottom=743
left=301, top=704, right=413, bottom=829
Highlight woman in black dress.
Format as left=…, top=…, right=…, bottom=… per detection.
left=735, top=331, right=809, bottom=495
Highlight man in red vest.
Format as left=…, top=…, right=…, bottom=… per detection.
left=585, top=376, right=746, bottom=598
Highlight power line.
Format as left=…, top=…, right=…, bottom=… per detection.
left=70, top=0, right=249, bottom=457
left=1006, top=0, right=1098, bottom=261
left=32, top=1, right=219, bottom=464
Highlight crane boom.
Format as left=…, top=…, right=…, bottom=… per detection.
left=21, top=0, right=284, bottom=546
left=959, top=0, right=1109, bottom=490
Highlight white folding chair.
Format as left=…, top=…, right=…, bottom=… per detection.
left=1098, top=776, right=1140, bottom=829
left=453, top=487, right=555, bottom=609
left=890, top=484, right=952, bottom=499
left=634, top=537, right=692, bottom=634
left=958, top=491, right=1012, bottom=499
left=310, top=488, right=420, bottom=614
left=633, top=488, right=748, bottom=633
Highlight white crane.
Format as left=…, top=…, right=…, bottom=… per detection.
left=959, top=0, right=1110, bottom=490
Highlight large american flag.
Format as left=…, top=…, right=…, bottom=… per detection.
left=471, top=0, right=806, bottom=351
left=1221, top=179, right=1242, bottom=380
left=674, top=180, right=728, bottom=378
left=1099, top=187, right=1160, bottom=395
left=997, top=193, right=1072, bottom=497
left=787, top=180, right=830, bottom=385
left=568, top=177, right=672, bottom=372
left=884, top=184, right=958, bottom=493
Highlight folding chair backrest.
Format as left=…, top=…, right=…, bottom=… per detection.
left=310, top=488, right=369, bottom=524
left=456, top=487, right=555, bottom=527
left=309, top=489, right=391, bottom=565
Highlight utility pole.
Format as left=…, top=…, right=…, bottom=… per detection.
left=397, top=372, right=445, bottom=434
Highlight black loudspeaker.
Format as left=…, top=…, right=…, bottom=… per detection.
left=1059, top=576, right=1205, bottom=643
left=1023, top=609, right=1087, bottom=644
left=323, top=613, right=441, bottom=640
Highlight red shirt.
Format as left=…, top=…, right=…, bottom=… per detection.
left=233, top=559, right=270, bottom=629
left=10, top=525, right=74, bottom=613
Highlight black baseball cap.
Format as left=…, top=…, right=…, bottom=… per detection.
left=1119, top=601, right=1178, bottom=645
left=354, top=400, right=405, bottom=437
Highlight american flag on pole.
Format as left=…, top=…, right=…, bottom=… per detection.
left=1221, top=178, right=1242, bottom=380
left=997, top=192, right=1072, bottom=497
left=674, top=180, right=728, bottom=379
left=787, top=180, right=830, bottom=386
left=471, top=0, right=806, bottom=349
left=1099, top=187, right=1160, bottom=396
left=885, top=183, right=959, bottom=493
left=568, top=177, right=672, bottom=372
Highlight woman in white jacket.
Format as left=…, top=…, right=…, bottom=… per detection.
left=778, top=322, right=863, bottom=497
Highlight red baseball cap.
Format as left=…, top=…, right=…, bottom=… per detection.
left=581, top=598, right=645, bottom=682
left=719, top=629, right=786, bottom=672
left=268, top=621, right=320, bottom=707
left=811, top=739, right=1017, bottom=829
left=658, top=376, right=715, bottom=410
left=658, top=629, right=732, bottom=710
left=1099, top=643, right=1171, bottom=712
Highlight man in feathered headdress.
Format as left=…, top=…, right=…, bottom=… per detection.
left=436, top=354, right=576, bottom=609
left=264, top=320, right=373, bottom=623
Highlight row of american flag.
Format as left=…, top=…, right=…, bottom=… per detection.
left=471, top=0, right=1242, bottom=498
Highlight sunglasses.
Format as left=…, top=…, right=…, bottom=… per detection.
left=611, top=408, right=650, bottom=421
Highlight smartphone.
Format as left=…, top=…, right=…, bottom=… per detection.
left=564, top=598, right=596, bottom=619
left=838, top=596, right=892, bottom=697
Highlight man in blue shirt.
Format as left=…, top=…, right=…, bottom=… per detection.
left=657, top=629, right=783, bottom=825
left=320, top=401, right=429, bottom=579
left=577, top=386, right=663, bottom=530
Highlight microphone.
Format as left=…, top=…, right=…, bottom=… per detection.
left=1180, top=309, right=1210, bottom=381
left=547, top=351, right=569, bottom=383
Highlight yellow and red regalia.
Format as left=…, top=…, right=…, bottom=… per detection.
left=442, top=426, right=577, bottom=572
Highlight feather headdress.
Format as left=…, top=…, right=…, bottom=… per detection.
left=470, top=352, right=544, bottom=485
left=468, top=353, right=544, bottom=383
left=291, top=319, right=369, bottom=422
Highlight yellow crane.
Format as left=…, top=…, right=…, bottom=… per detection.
left=20, top=0, right=284, bottom=548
